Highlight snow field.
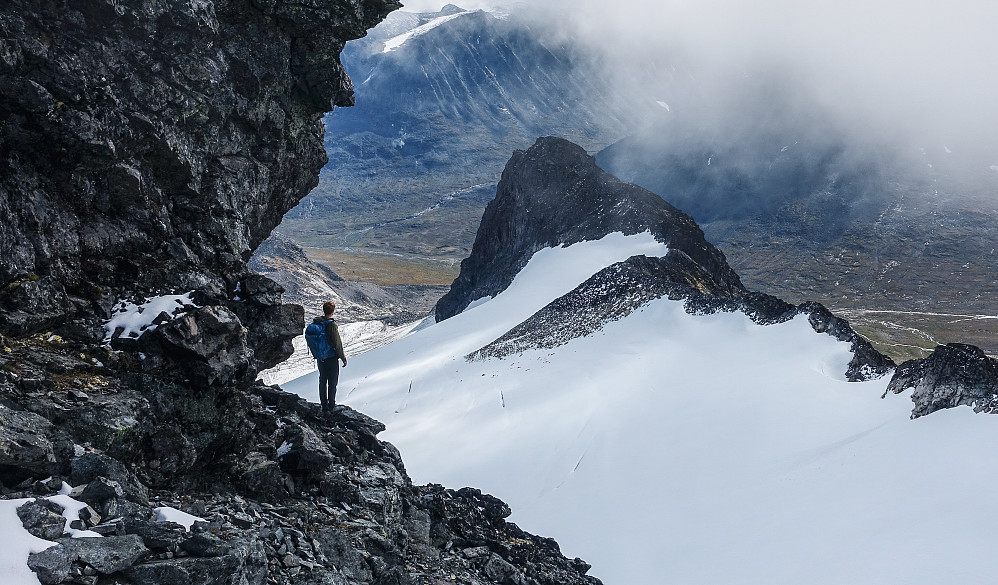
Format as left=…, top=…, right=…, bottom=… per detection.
left=0, top=498, right=60, bottom=585
left=258, top=319, right=426, bottom=386
left=285, top=232, right=998, bottom=584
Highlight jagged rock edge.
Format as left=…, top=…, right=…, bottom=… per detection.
left=466, top=253, right=895, bottom=382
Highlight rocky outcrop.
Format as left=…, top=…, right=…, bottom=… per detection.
left=0, top=336, right=600, bottom=585
left=436, top=136, right=745, bottom=321
left=470, top=254, right=894, bottom=381
left=884, top=343, right=998, bottom=418
left=0, top=3, right=602, bottom=583
left=0, top=0, right=399, bottom=381
left=452, top=137, right=893, bottom=381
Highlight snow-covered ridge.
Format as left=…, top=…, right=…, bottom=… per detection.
left=284, top=230, right=998, bottom=584
left=382, top=10, right=475, bottom=53
left=284, top=231, right=667, bottom=396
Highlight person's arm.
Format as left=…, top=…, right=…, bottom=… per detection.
left=326, top=320, right=347, bottom=366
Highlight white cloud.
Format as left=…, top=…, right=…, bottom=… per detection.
left=397, top=0, right=998, bottom=156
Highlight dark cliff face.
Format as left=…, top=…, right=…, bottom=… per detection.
left=435, top=136, right=745, bottom=321
left=0, top=0, right=398, bottom=381
left=0, top=3, right=605, bottom=584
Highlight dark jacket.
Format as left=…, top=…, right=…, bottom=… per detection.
left=313, top=316, right=345, bottom=361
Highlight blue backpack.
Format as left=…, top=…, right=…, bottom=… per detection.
left=305, top=319, right=336, bottom=360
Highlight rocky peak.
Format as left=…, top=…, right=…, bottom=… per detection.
left=435, top=136, right=745, bottom=320
left=441, top=137, right=895, bottom=381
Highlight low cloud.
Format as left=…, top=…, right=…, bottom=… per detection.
left=402, top=0, right=998, bottom=161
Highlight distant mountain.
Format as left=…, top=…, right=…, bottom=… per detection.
left=595, top=82, right=998, bottom=360
left=285, top=137, right=998, bottom=584
left=277, top=5, right=628, bottom=262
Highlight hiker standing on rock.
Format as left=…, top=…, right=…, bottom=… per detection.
left=305, top=301, right=347, bottom=412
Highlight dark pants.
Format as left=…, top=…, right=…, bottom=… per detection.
left=317, top=357, right=339, bottom=408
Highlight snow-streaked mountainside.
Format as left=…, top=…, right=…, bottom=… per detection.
left=594, top=82, right=998, bottom=358
left=285, top=231, right=998, bottom=584
left=382, top=8, right=474, bottom=53
left=278, top=4, right=629, bottom=261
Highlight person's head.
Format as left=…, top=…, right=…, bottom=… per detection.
left=323, top=301, right=335, bottom=317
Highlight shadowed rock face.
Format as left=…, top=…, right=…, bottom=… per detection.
left=435, top=136, right=745, bottom=321
left=0, top=0, right=398, bottom=381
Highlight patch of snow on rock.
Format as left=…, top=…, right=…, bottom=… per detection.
left=103, top=292, right=197, bottom=343
left=0, top=498, right=57, bottom=585
left=45, top=495, right=102, bottom=538
left=154, top=507, right=204, bottom=532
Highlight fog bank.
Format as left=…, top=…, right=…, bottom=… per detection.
left=401, top=0, right=998, bottom=161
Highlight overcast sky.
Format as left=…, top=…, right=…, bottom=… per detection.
left=398, top=0, right=998, bottom=157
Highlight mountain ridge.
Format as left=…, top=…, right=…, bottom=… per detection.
left=436, top=137, right=743, bottom=321
left=440, top=136, right=998, bottom=411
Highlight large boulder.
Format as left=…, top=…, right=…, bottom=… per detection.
left=154, top=305, right=255, bottom=388
left=17, top=499, right=67, bottom=540
left=27, top=534, right=149, bottom=583
left=0, top=406, right=72, bottom=485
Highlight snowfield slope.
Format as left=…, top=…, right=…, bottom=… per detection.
left=285, top=231, right=998, bottom=584
left=285, top=139, right=998, bottom=584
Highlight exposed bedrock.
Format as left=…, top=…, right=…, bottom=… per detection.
left=0, top=343, right=601, bottom=584
left=885, top=343, right=998, bottom=418
left=0, top=0, right=398, bottom=381
left=435, top=136, right=745, bottom=321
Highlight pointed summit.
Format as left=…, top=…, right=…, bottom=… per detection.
left=435, top=136, right=744, bottom=321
